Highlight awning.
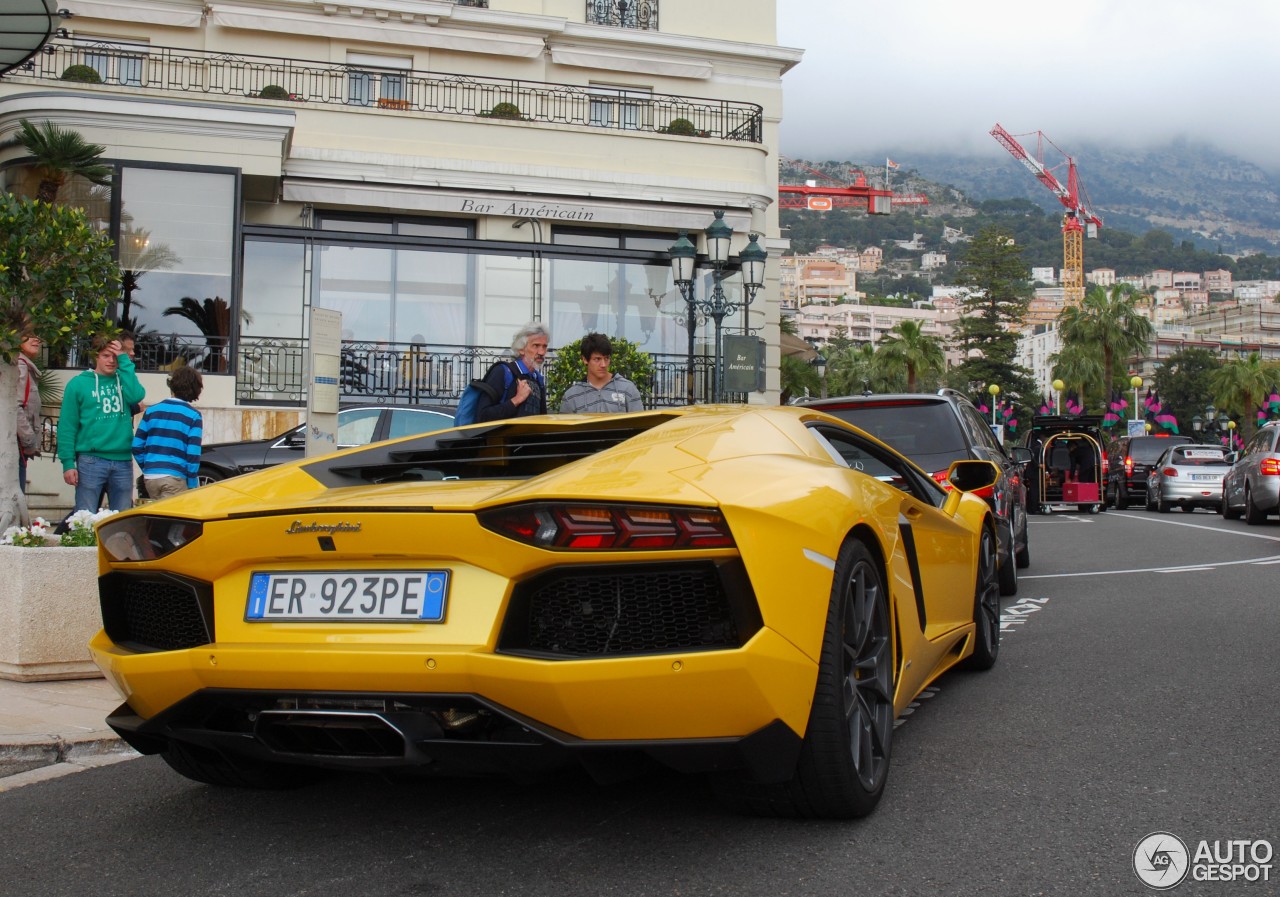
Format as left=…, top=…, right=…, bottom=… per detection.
left=0, top=0, right=58, bottom=77
left=781, top=331, right=818, bottom=361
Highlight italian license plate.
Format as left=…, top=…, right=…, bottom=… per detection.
left=246, top=570, right=449, bottom=622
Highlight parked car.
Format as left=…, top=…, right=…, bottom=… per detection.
left=92, top=406, right=1004, bottom=819
left=1105, top=433, right=1193, bottom=509
left=197, top=404, right=455, bottom=484
left=1145, top=443, right=1233, bottom=513
left=801, top=389, right=1029, bottom=595
left=1222, top=422, right=1280, bottom=523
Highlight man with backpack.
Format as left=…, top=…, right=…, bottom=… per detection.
left=458, top=322, right=550, bottom=424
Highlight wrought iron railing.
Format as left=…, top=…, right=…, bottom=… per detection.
left=235, top=337, right=719, bottom=408
left=586, top=0, right=658, bottom=30
left=8, top=40, right=761, bottom=143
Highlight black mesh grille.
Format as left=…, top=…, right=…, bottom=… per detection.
left=499, top=562, right=756, bottom=658
left=100, top=572, right=214, bottom=652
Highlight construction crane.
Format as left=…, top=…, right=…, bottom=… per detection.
left=778, top=158, right=928, bottom=214
left=990, top=124, right=1101, bottom=305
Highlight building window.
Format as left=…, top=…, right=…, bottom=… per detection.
left=588, top=85, right=650, bottom=130
left=81, top=40, right=145, bottom=86
left=347, top=53, right=412, bottom=108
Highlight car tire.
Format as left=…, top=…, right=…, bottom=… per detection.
left=161, top=741, right=321, bottom=789
left=197, top=466, right=226, bottom=487
left=1244, top=485, right=1267, bottom=525
left=714, top=539, right=893, bottom=819
left=997, top=521, right=1018, bottom=596
left=1157, top=492, right=1170, bottom=513
left=1146, top=489, right=1156, bottom=511
left=1223, top=494, right=1241, bottom=520
left=962, top=526, right=1001, bottom=672
left=1015, top=533, right=1030, bottom=569
left=1116, top=485, right=1129, bottom=509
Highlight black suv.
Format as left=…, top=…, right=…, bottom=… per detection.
left=801, top=389, right=1029, bottom=596
left=1105, top=433, right=1192, bottom=509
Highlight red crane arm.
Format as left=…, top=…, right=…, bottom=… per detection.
left=989, top=123, right=1102, bottom=228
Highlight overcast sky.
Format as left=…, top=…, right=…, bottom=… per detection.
left=777, top=0, right=1280, bottom=172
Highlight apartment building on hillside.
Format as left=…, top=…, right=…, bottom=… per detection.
left=1, top=0, right=801, bottom=439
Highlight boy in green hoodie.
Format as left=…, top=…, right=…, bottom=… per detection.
left=58, top=335, right=147, bottom=512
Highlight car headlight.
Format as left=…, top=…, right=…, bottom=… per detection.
left=479, top=502, right=734, bottom=550
left=98, top=516, right=204, bottom=562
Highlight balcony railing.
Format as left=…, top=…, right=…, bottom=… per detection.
left=235, top=338, right=721, bottom=408
left=586, top=0, right=658, bottom=30
left=8, top=40, right=762, bottom=143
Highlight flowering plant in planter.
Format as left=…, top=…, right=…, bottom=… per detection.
left=2, top=509, right=117, bottom=547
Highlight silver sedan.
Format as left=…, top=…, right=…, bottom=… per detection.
left=1146, top=444, right=1233, bottom=512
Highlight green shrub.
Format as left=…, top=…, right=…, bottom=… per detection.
left=59, top=65, right=102, bottom=84
left=546, top=336, right=655, bottom=411
left=663, top=118, right=698, bottom=136
left=258, top=84, right=290, bottom=100
left=483, top=101, right=523, bottom=119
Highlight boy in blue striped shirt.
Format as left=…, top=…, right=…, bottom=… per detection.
left=132, top=365, right=204, bottom=500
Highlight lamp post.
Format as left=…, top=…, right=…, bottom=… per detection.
left=1130, top=375, right=1143, bottom=421
left=668, top=231, right=698, bottom=405
left=1052, top=378, right=1064, bottom=415
left=667, top=211, right=767, bottom=404
left=814, top=353, right=828, bottom=399
left=1227, top=419, right=1237, bottom=450
left=988, top=383, right=1000, bottom=427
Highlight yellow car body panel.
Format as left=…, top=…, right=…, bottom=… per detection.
left=89, top=406, right=1000, bottom=790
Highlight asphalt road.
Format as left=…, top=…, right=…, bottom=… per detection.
left=1, top=508, right=1276, bottom=897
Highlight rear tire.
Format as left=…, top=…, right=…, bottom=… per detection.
left=962, top=527, right=1001, bottom=671
left=1245, top=485, right=1267, bottom=525
left=997, top=521, right=1018, bottom=596
left=161, top=741, right=320, bottom=789
left=715, top=539, right=893, bottom=819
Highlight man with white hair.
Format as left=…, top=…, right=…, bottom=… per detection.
left=474, top=322, right=550, bottom=421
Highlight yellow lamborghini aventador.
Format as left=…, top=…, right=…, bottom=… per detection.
left=90, top=406, right=1003, bottom=819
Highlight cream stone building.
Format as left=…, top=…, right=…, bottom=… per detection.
left=2, top=0, right=801, bottom=454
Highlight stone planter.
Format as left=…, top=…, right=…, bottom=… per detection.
left=0, top=545, right=102, bottom=681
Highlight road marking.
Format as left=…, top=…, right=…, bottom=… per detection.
left=1022, top=553, right=1280, bottom=580
left=1000, top=596, right=1049, bottom=630
left=1099, top=512, right=1280, bottom=543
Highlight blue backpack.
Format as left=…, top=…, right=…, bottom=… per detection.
left=454, top=361, right=520, bottom=426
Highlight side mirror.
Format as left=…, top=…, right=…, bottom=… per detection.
left=284, top=429, right=306, bottom=448
left=1008, top=446, right=1033, bottom=465
left=946, top=459, right=1001, bottom=493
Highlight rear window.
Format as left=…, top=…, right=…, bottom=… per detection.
left=814, top=401, right=970, bottom=473
left=1129, top=437, right=1190, bottom=463
left=1172, top=446, right=1227, bottom=466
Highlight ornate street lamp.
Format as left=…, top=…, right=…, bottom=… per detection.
left=1130, top=375, right=1143, bottom=421
left=1052, top=378, right=1064, bottom=415
left=668, top=230, right=698, bottom=405
left=668, top=211, right=768, bottom=404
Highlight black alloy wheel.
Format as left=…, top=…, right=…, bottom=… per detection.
left=716, top=539, right=894, bottom=819
left=962, top=526, right=1001, bottom=671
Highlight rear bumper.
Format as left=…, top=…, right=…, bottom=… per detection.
left=105, top=688, right=804, bottom=784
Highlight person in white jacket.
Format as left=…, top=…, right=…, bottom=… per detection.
left=15, top=330, right=42, bottom=494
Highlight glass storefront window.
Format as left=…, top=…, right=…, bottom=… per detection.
left=118, top=167, right=236, bottom=370
left=243, top=240, right=306, bottom=339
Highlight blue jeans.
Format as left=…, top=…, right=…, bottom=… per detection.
left=75, top=455, right=135, bottom=512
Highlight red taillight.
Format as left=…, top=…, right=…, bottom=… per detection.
left=480, top=503, right=735, bottom=550
left=1261, top=458, right=1280, bottom=476
left=1161, top=467, right=1178, bottom=477
left=1124, top=456, right=1134, bottom=475
left=1102, top=456, right=1110, bottom=474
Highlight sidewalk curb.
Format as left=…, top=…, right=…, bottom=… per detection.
left=0, top=731, right=135, bottom=779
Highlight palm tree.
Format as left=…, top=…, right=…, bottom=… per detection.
left=1057, top=283, right=1154, bottom=405
left=163, top=296, right=252, bottom=372
left=873, top=320, right=945, bottom=393
left=1050, top=342, right=1105, bottom=413
left=16, top=119, right=114, bottom=204
left=827, top=343, right=882, bottom=396
left=1211, top=352, right=1279, bottom=441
